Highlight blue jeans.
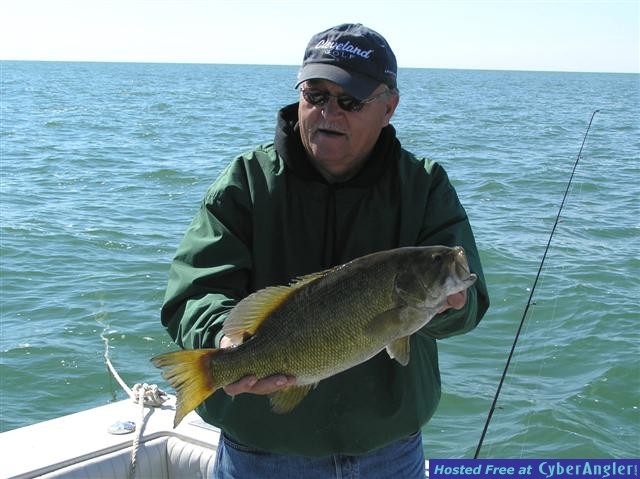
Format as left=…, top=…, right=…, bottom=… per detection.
left=212, top=431, right=426, bottom=479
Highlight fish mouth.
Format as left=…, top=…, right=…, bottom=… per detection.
left=453, top=248, right=470, bottom=276
left=452, top=248, right=476, bottom=285
left=455, top=261, right=471, bottom=280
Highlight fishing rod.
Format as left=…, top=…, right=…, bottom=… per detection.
left=473, top=109, right=600, bottom=459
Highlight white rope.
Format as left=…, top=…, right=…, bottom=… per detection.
left=100, top=328, right=168, bottom=479
left=131, top=382, right=169, bottom=407
left=128, top=386, right=147, bottom=479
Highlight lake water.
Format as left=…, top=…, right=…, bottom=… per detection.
left=1, top=61, right=638, bottom=458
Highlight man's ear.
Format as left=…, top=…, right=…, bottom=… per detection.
left=383, top=93, right=400, bottom=125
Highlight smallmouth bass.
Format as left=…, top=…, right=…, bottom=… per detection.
left=152, top=245, right=477, bottom=427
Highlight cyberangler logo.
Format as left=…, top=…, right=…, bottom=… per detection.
left=315, top=39, right=374, bottom=60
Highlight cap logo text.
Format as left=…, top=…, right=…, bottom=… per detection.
left=315, top=39, right=374, bottom=59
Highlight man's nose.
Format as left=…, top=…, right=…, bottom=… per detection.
left=322, top=97, right=344, bottom=117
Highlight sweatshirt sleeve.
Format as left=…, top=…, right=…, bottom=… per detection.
left=415, top=162, right=490, bottom=339
left=160, top=159, right=253, bottom=349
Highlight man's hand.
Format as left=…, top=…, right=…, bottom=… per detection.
left=219, top=336, right=296, bottom=396
left=438, top=289, right=467, bottom=314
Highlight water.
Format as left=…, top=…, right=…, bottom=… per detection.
left=1, top=62, right=638, bottom=459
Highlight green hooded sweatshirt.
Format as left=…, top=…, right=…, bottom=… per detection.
left=160, top=103, right=490, bottom=457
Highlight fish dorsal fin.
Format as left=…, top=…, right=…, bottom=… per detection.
left=290, top=269, right=333, bottom=287
left=223, top=285, right=292, bottom=345
left=222, top=271, right=329, bottom=345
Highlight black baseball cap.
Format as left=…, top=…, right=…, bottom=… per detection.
left=295, top=23, right=397, bottom=100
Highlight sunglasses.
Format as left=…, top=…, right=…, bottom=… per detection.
left=300, top=87, right=389, bottom=113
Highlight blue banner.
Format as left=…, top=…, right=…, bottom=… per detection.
left=428, top=459, right=639, bottom=479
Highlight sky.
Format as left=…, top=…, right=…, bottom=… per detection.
left=1, top=0, right=638, bottom=73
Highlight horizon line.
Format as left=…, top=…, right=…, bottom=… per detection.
left=1, top=58, right=638, bottom=76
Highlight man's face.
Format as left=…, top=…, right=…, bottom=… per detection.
left=297, top=79, right=399, bottom=183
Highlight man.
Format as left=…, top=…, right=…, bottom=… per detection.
left=161, top=23, right=489, bottom=478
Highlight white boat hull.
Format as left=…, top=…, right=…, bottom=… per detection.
left=0, top=396, right=219, bottom=479
left=1, top=396, right=431, bottom=478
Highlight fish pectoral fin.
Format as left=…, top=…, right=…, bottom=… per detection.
left=386, top=336, right=411, bottom=366
left=269, top=384, right=316, bottom=414
left=364, top=309, right=403, bottom=337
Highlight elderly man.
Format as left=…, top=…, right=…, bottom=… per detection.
left=161, top=23, right=489, bottom=478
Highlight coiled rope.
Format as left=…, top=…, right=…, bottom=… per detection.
left=101, top=329, right=168, bottom=479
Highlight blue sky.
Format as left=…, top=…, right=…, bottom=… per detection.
left=1, top=0, right=638, bottom=73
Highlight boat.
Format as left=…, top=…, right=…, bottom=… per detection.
left=1, top=391, right=431, bottom=478
left=0, top=394, right=219, bottom=479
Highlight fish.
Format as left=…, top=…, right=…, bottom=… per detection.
left=152, top=245, right=477, bottom=427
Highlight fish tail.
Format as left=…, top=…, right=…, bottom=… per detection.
left=151, top=348, right=220, bottom=427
